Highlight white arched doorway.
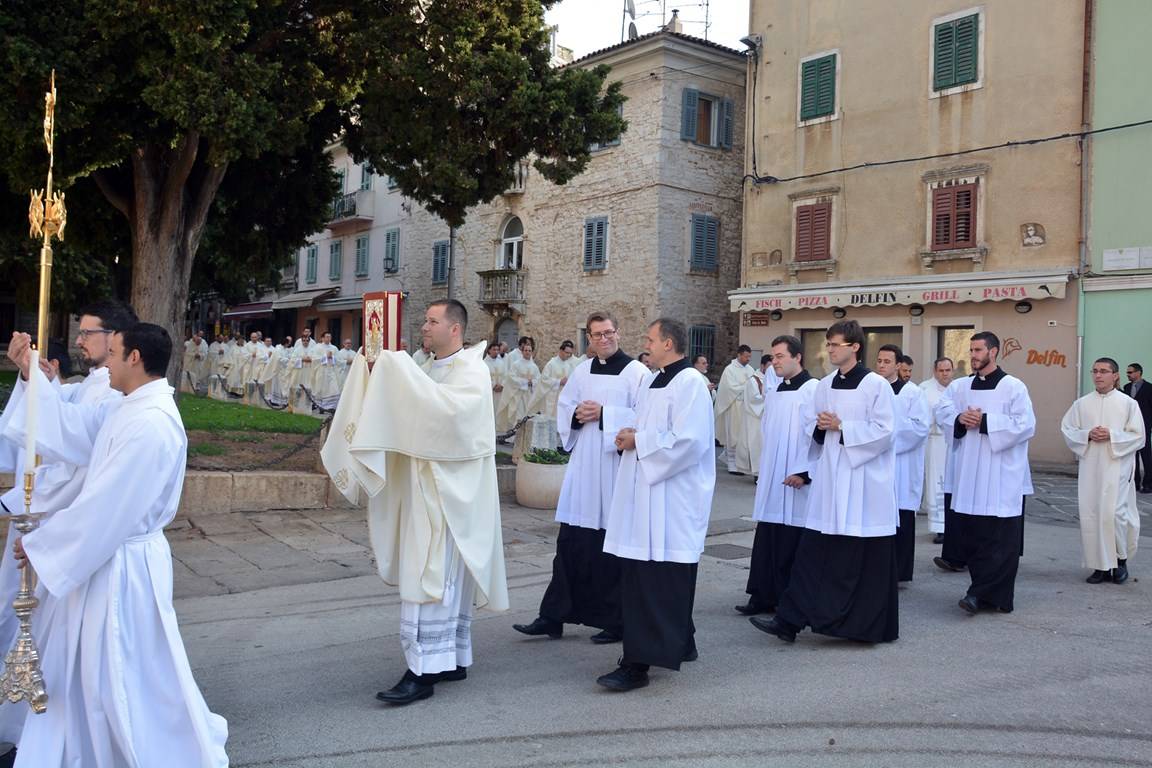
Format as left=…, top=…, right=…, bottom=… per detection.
left=500, top=216, right=524, bottom=270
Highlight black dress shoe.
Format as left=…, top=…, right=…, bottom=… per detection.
left=748, top=616, right=796, bottom=643
left=512, top=617, right=563, bottom=638
left=1112, top=564, right=1129, bottom=585
left=734, top=600, right=772, bottom=616
left=596, top=663, right=650, bottom=691
left=934, top=556, right=966, bottom=572
left=590, top=630, right=621, bottom=644
left=376, top=671, right=434, bottom=705
left=1086, top=569, right=1111, bottom=584
left=430, top=666, right=467, bottom=683
left=932, top=533, right=945, bottom=545
left=728, top=471, right=744, bottom=476
left=958, top=595, right=979, bottom=614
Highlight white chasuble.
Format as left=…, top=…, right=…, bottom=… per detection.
left=741, top=368, right=780, bottom=476
left=321, top=343, right=509, bottom=611
left=606, top=359, right=716, bottom=563
left=752, top=373, right=818, bottom=527
left=15, top=376, right=228, bottom=767
left=484, top=355, right=507, bottom=419
left=714, top=360, right=753, bottom=468
left=892, top=379, right=931, bottom=511
left=1061, top=389, right=1144, bottom=570
left=919, top=377, right=950, bottom=531
left=555, top=351, right=649, bottom=530
left=803, top=365, right=897, bottom=537
left=937, top=369, right=1035, bottom=517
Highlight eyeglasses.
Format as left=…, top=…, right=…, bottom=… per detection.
left=824, top=341, right=855, bottom=348
left=589, top=330, right=617, bottom=340
left=76, top=329, right=113, bottom=339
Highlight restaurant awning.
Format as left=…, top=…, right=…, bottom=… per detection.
left=270, top=288, right=338, bottom=310
left=221, top=301, right=274, bottom=319
left=728, top=269, right=1074, bottom=313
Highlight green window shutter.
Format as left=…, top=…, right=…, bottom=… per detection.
left=329, top=241, right=342, bottom=280
left=306, top=246, right=317, bottom=284
left=801, top=55, right=836, bottom=121
left=583, top=217, right=607, bottom=271
left=954, top=14, right=979, bottom=86
left=690, top=214, right=706, bottom=270
left=384, top=228, right=400, bottom=273
left=933, top=21, right=956, bottom=90
left=433, top=241, right=449, bottom=284
left=721, top=99, right=734, bottom=149
left=355, top=236, right=369, bottom=276
left=681, top=88, right=699, bottom=141
left=705, top=216, right=719, bottom=271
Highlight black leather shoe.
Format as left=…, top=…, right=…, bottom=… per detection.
left=932, top=533, right=945, bottom=544
left=749, top=616, right=796, bottom=643
left=590, top=630, right=621, bottom=644
left=958, top=595, right=979, bottom=614
left=934, top=556, right=966, bottom=572
left=1112, top=564, right=1129, bottom=585
left=734, top=600, right=772, bottom=616
left=430, top=666, right=467, bottom=683
left=596, top=664, right=649, bottom=691
left=376, top=671, right=434, bottom=705
left=1086, top=569, right=1111, bottom=584
left=513, top=617, right=563, bottom=638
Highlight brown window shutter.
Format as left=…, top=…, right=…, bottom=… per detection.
left=953, top=184, right=976, bottom=247
left=795, top=205, right=813, bottom=261
left=932, top=187, right=955, bottom=250
left=811, top=202, right=831, bottom=259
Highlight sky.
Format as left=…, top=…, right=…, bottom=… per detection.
left=544, top=0, right=751, bottom=58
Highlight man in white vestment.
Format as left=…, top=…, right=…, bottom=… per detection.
left=321, top=300, right=509, bottom=706
left=207, top=334, right=229, bottom=401
left=876, top=344, right=930, bottom=583
left=310, top=331, right=343, bottom=413
left=740, top=354, right=780, bottom=477
left=0, top=301, right=137, bottom=758
left=483, top=342, right=506, bottom=423
left=239, top=331, right=262, bottom=404
left=224, top=335, right=247, bottom=397
left=5, top=322, right=228, bottom=767
left=288, top=327, right=317, bottom=414
left=180, top=330, right=207, bottom=394
left=936, top=331, right=1035, bottom=614
left=514, top=313, right=648, bottom=645
left=738, top=336, right=817, bottom=616
left=714, top=345, right=754, bottom=475
left=335, top=339, right=357, bottom=387
left=752, top=320, right=899, bottom=645
left=527, top=340, right=581, bottom=450
left=495, top=337, right=541, bottom=460
left=919, top=357, right=954, bottom=544
left=599, top=318, right=715, bottom=691
left=1061, top=357, right=1144, bottom=585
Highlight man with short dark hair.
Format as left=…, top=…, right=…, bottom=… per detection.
left=751, top=320, right=899, bottom=645
left=598, top=318, right=715, bottom=690
left=1062, top=358, right=1144, bottom=584
left=1123, top=362, right=1152, bottom=493
left=897, top=355, right=914, bottom=384
left=936, top=331, right=1035, bottom=614
left=6, top=322, right=229, bottom=764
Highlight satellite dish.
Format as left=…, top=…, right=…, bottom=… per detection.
left=628, top=22, right=639, bottom=40
left=625, top=0, right=636, bottom=19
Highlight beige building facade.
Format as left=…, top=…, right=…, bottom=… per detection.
left=733, top=1, right=1088, bottom=461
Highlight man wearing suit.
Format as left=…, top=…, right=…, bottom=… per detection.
left=1123, top=363, right=1152, bottom=493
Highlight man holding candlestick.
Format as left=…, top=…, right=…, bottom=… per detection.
left=3, top=321, right=229, bottom=766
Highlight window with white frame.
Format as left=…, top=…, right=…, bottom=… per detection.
left=798, top=50, right=839, bottom=125
left=582, top=216, right=609, bottom=271
left=680, top=88, right=734, bottom=149
left=500, top=217, right=524, bottom=270
left=930, top=7, right=984, bottom=97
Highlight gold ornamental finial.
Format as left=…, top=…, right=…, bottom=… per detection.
left=28, top=69, right=65, bottom=244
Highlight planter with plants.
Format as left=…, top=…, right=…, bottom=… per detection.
left=515, top=448, right=569, bottom=509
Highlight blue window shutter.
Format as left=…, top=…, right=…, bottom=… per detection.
left=329, top=241, right=342, bottom=279
left=690, top=215, right=706, bottom=269
left=384, top=228, right=399, bottom=273
left=705, top=216, right=719, bottom=271
left=721, top=100, right=734, bottom=149
left=305, top=246, right=317, bottom=284
left=584, top=217, right=608, bottom=270
left=681, top=88, right=699, bottom=141
left=583, top=220, right=594, bottom=269
left=355, top=236, right=369, bottom=276
left=595, top=218, right=607, bottom=268
left=433, top=241, right=448, bottom=283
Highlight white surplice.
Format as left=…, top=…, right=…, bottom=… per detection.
left=741, top=368, right=781, bottom=476
left=1061, top=389, right=1144, bottom=570
left=803, top=368, right=897, bottom=537
left=555, top=355, right=649, bottom=530
left=892, top=380, right=931, bottom=511
left=606, top=363, right=716, bottom=563
left=9, top=374, right=228, bottom=767
left=936, top=370, right=1035, bottom=517
left=714, top=360, right=753, bottom=472
left=752, top=375, right=818, bottom=527
left=310, top=342, right=342, bottom=411
left=918, top=377, right=950, bottom=532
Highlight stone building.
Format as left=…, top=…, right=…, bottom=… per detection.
left=731, top=0, right=1088, bottom=461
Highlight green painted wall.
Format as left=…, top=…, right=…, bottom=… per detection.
left=1083, top=0, right=1152, bottom=391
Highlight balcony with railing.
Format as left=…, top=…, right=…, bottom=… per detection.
left=478, top=269, right=526, bottom=305
left=327, top=190, right=374, bottom=229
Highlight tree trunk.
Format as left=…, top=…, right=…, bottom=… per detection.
left=95, top=133, right=228, bottom=390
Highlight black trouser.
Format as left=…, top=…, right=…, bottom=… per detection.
left=1135, top=429, right=1152, bottom=489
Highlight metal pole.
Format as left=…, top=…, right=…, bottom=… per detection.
left=447, top=226, right=457, bottom=300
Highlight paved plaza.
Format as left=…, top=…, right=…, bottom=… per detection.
left=160, top=467, right=1152, bottom=767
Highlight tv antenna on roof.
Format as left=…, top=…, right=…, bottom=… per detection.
left=621, top=0, right=637, bottom=43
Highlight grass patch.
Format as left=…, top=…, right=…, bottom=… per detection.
left=178, top=396, right=324, bottom=434
left=223, top=432, right=265, bottom=443
left=0, top=371, right=16, bottom=387
left=188, top=443, right=228, bottom=457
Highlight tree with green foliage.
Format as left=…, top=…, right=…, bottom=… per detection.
left=0, top=0, right=624, bottom=382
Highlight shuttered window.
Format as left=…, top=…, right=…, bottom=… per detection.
left=800, top=54, right=836, bottom=121
left=690, top=214, right=720, bottom=272
left=583, top=216, right=609, bottom=271
left=328, top=241, right=343, bottom=280
left=354, top=236, right=370, bottom=277
left=432, top=240, right=449, bottom=284
left=383, top=228, right=400, bottom=273
left=359, top=164, right=373, bottom=191
left=305, top=245, right=317, bottom=284
left=688, top=325, right=716, bottom=365
left=933, top=14, right=979, bottom=91
left=680, top=88, right=734, bottom=149
left=794, top=202, right=832, bottom=262
left=931, top=184, right=977, bottom=250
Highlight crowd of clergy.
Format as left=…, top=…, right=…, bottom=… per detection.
left=0, top=294, right=1143, bottom=762
left=180, top=327, right=358, bottom=415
